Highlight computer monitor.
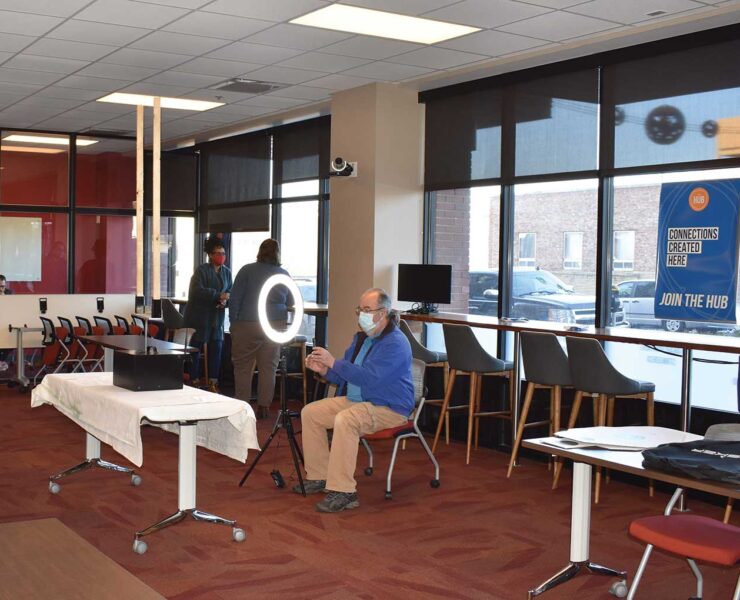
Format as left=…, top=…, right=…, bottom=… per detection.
left=397, top=264, right=452, bottom=313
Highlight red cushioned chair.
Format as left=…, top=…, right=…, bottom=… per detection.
left=360, top=358, right=440, bottom=499
left=627, top=487, right=740, bottom=600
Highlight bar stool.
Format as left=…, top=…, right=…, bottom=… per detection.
left=507, top=331, right=571, bottom=478
left=432, top=323, right=514, bottom=465
left=555, top=336, right=655, bottom=502
left=399, top=319, right=451, bottom=444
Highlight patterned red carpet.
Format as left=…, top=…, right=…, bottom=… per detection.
left=1, top=385, right=736, bottom=599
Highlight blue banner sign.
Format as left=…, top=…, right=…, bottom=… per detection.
left=655, top=179, right=740, bottom=324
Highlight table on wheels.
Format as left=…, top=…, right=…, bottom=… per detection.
left=32, top=372, right=259, bottom=554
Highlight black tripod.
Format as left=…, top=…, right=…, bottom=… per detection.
left=238, top=344, right=306, bottom=496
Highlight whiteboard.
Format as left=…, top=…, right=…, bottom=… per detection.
left=0, top=216, right=42, bottom=281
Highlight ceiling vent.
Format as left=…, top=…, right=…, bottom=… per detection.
left=212, top=78, right=286, bottom=94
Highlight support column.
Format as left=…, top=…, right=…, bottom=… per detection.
left=152, top=97, right=162, bottom=317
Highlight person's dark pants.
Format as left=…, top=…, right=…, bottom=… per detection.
left=191, top=336, right=223, bottom=382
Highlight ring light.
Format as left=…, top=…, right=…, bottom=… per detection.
left=258, top=274, right=304, bottom=344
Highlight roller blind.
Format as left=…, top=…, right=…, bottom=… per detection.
left=273, top=116, right=331, bottom=185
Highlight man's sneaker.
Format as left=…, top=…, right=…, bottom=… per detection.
left=315, top=491, right=359, bottom=513
left=292, top=479, right=326, bottom=495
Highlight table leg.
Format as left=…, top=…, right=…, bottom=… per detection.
left=103, top=348, right=114, bottom=372
left=15, top=328, right=29, bottom=388
left=510, top=331, right=521, bottom=463
left=133, top=423, right=245, bottom=554
left=678, top=348, right=692, bottom=512
left=528, top=462, right=626, bottom=598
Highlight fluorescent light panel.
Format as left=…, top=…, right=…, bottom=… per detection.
left=1, top=145, right=65, bottom=154
left=2, top=134, right=97, bottom=146
left=97, top=93, right=223, bottom=111
left=291, top=4, right=479, bottom=44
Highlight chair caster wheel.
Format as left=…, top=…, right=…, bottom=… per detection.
left=364, top=467, right=373, bottom=476
left=430, top=479, right=440, bottom=488
left=384, top=492, right=392, bottom=500
left=232, top=527, right=246, bottom=543
left=133, top=539, right=148, bottom=555
left=609, top=579, right=628, bottom=598
left=131, top=474, right=142, bottom=486
left=49, top=481, right=60, bottom=494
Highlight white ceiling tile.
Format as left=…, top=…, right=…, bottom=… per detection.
left=518, top=0, right=589, bottom=7
left=207, top=42, right=304, bottom=64
left=498, top=11, right=620, bottom=41
left=48, top=20, right=151, bottom=45
left=173, top=57, right=263, bottom=77
left=75, top=0, right=188, bottom=29
left=0, top=0, right=93, bottom=17
left=102, top=48, right=190, bottom=69
left=204, top=0, right=329, bottom=21
left=121, top=81, right=198, bottom=96
left=236, top=95, right=306, bottom=109
left=387, top=47, right=487, bottom=69
left=0, top=10, right=62, bottom=36
left=0, top=33, right=36, bottom=53
left=143, top=70, right=225, bottom=87
left=131, top=0, right=211, bottom=6
left=0, top=105, right=65, bottom=121
left=19, top=95, right=85, bottom=110
left=0, top=81, right=47, bottom=95
left=243, top=23, right=353, bottom=50
left=338, top=0, right=461, bottom=15
left=182, top=89, right=258, bottom=103
left=309, top=73, right=377, bottom=90
left=164, top=11, right=272, bottom=40
left=0, top=51, right=13, bottom=63
left=0, top=90, right=29, bottom=104
left=266, top=85, right=330, bottom=101
left=242, top=65, right=328, bottom=84
left=341, top=61, right=433, bottom=81
left=207, top=102, right=273, bottom=115
left=320, top=36, right=423, bottom=60
left=33, top=86, right=106, bottom=100
left=2, top=54, right=89, bottom=74
left=276, top=52, right=370, bottom=73
left=24, top=39, right=117, bottom=61
left=37, top=115, right=105, bottom=128
left=86, top=113, right=136, bottom=129
left=130, top=31, right=230, bottom=55
left=77, top=62, right=159, bottom=81
left=0, top=67, right=63, bottom=84
left=56, top=74, right=131, bottom=91
left=567, top=0, right=705, bottom=25
left=183, top=109, right=255, bottom=122
left=0, top=114, right=35, bottom=127
left=440, top=29, right=548, bottom=56
left=425, top=0, right=551, bottom=28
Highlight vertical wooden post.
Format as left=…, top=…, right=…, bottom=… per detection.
left=136, top=105, right=144, bottom=300
left=152, top=97, right=161, bottom=317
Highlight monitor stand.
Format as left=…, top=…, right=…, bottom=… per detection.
left=408, top=303, right=437, bottom=314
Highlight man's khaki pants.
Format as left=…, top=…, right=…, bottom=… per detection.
left=301, top=396, right=408, bottom=493
left=230, top=320, right=282, bottom=407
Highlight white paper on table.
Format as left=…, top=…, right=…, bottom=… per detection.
left=554, top=426, right=703, bottom=451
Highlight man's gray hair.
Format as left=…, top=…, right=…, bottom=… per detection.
left=364, top=287, right=399, bottom=324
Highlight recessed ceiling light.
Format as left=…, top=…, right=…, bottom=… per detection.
left=97, top=92, right=223, bottom=111
left=290, top=4, right=480, bottom=45
left=1, top=145, right=66, bottom=154
left=2, top=134, right=97, bottom=146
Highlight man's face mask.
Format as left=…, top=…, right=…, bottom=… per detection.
left=357, top=311, right=377, bottom=334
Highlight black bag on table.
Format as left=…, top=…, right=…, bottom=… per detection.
left=642, top=440, right=740, bottom=485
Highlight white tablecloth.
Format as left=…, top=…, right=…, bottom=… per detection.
left=32, top=373, right=259, bottom=467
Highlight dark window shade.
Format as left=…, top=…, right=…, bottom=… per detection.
left=607, top=39, right=740, bottom=168
left=273, top=115, right=331, bottom=184
left=514, top=69, right=599, bottom=176
left=424, top=88, right=502, bottom=190
left=144, top=150, right=197, bottom=212
left=197, top=131, right=271, bottom=233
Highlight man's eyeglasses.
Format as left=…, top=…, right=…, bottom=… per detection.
left=354, top=306, right=385, bottom=316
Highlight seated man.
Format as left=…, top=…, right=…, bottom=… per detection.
left=299, top=287, right=413, bottom=513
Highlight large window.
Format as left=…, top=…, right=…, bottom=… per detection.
left=76, top=138, right=135, bottom=209
left=75, top=215, right=136, bottom=294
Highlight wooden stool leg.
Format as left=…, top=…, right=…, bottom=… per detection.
left=507, top=382, right=535, bottom=478
left=594, top=394, right=607, bottom=504
left=551, top=385, right=562, bottom=476
left=474, top=373, right=482, bottom=450
left=443, top=363, right=450, bottom=445
left=605, top=395, right=615, bottom=484
left=466, top=373, right=478, bottom=465
left=724, top=498, right=734, bottom=524
left=432, top=369, right=456, bottom=454
left=553, top=390, right=583, bottom=489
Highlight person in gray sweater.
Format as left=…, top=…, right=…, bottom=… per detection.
left=229, top=239, right=293, bottom=418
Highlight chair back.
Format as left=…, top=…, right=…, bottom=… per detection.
left=411, top=358, right=426, bottom=405
left=115, top=315, right=130, bottom=333
left=565, top=336, right=642, bottom=395
left=442, top=323, right=508, bottom=373
left=400, top=320, right=445, bottom=364
left=131, top=314, right=147, bottom=332
left=93, top=316, right=113, bottom=334
left=705, top=424, right=740, bottom=441
left=39, top=316, right=57, bottom=345
left=521, top=331, right=571, bottom=387
left=57, top=316, right=75, bottom=343
left=76, top=316, right=93, bottom=334
left=161, top=299, right=185, bottom=330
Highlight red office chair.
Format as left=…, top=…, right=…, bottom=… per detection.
left=360, top=358, right=441, bottom=499
left=627, top=487, right=740, bottom=600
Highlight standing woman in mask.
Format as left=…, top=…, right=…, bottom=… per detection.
left=184, top=237, right=232, bottom=393
left=229, top=239, right=292, bottom=419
